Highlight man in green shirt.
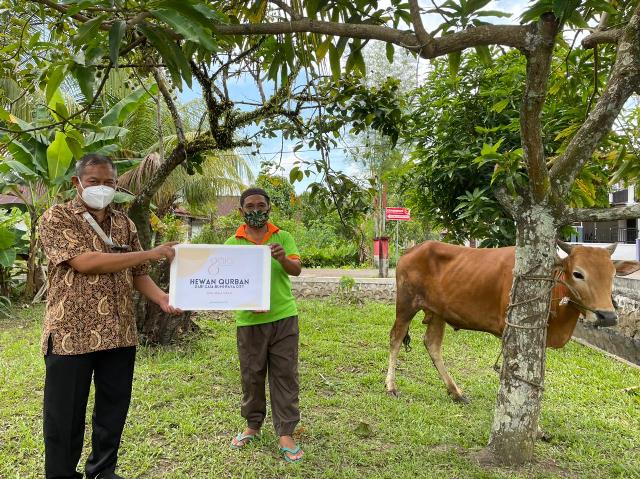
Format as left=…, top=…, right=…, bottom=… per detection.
left=225, top=187, right=304, bottom=463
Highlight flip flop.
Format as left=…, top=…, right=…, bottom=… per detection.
left=280, top=446, right=304, bottom=463
left=230, top=432, right=257, bottom=449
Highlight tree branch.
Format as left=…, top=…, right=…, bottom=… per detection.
left=565, top=204, right=640, bottom=223
left=231, top=67, right=301, bottom=128
left=32, top=2, right=530, bottom=59
left=212, top=20, right=530, bottom=58
left=581, top=29, right=622, bottom=49
left=493, top=185, right=520, bottom=219
left=152, top=68, right=185, bottom=145
left=408, top=0, right=435, bottom=56
left=550, top=4, right=640, bottom=198
left=210, top=39, right=264, bottom=80
left=31, top=0, right=92, bottom=23
left=269, top=0, right=301, bottom=20
left=520, top=14, right=558, bottom=203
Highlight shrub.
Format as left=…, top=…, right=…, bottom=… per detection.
left=301, top=244, right=359, bottom=268
left=191, top=213, right=241, bottom=244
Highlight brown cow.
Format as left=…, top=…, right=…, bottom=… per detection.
left=385, top=240, right=640, bottom=402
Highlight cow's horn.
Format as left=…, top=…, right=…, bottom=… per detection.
left=557, top=240, right=573, bottom=255
left=605, top=243, right=617, bottom=256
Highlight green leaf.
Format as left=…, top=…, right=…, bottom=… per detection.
left=329, top=43, right=341, bottom=79
left=475, top=10, right=511, bottom=18
left=72, top=64, right=96, bottom=100
left=0, top=228, right=15, bottom=250
left=289, top=166, right=299, bottom=183
left=93, top=143, right=120, bottom=156
left=99, top=84, right=158, bottom=126
left=5, top=160, right=38, bottom=178
left=47, top=88, right=69, bottom=121
left=45, top=65, right=66, bottom=104
left=465, top=0, right=492, bottom=14
left=520, top=3, right=554, bottom=23
left=156, top=0, right=220, bottom=29
left=5, top=139, right=32, bottom=167
left=138, top=24, right=191, bottom=89
left=491, top=98, right=509, bottom=113
left=152, top=9, right=217, bottom=51
left=109, top=20, right=126, bottom=65
left=475, top=45, right=492, bottom=67
left=65, top=135, right=84, bottom=160
left=66, top=0, right=99, bottom=16
left=0, top=248, right=16, bottom=268
left=385, top=42, right=394, bottom=63
left=47, top=132, right=74, bottom=182
left=266, top=57, right=280, bottom=82
left=113, top=191, right=135, bottom=204
left=447, top=51, right=461, bottom=77
left=346, top=49, right=366, bottom=75
left=73, top=14, right=108, bottom=46
left=307, top=0, right=323, bottom=16
left=84, top=126, right=129, bottom=146
left=316, top=39, right=331, bottom=61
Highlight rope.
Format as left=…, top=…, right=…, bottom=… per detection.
left=492, top=266, right=568, bottom=391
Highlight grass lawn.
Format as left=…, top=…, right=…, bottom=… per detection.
left=1, top=300, right=639, bottom=478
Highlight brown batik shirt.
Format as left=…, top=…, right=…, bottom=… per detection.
left=38, top=196, right=149, bottom=355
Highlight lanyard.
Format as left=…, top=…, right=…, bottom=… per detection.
left=82, top=212, right=131, bottom=252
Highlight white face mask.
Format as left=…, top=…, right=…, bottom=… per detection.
left=79, top=180, right=116, bottom=210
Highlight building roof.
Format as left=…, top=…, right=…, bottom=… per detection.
left=216, top=195, right=240, bottom=216
left=0, top=194, right=25, bottom=205
left=171, top=195, right=240, bottom=219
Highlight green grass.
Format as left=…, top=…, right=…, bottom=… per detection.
left=1, top=300, right=639, bottom=478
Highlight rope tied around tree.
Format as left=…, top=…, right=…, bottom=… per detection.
left=492, top=265, right=567, bottom=391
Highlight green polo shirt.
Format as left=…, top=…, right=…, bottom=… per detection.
left=224, top=223, right=300, bottom=327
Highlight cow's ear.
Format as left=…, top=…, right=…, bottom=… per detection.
left=554, top=254, right=565, bottom=268
left=613, top=260, right=640, bottom=276
left=557, top=240, right=573, bottom=255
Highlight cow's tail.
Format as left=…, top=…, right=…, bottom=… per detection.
left=402, top=332, right=412, bottom=352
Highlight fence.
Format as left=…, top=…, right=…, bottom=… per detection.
left=572, top=227, right=638, bottom=244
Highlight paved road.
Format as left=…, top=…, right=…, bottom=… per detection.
left=300, top=268, right=395, bottom=278
left=299, top=266, right=640, bottom=280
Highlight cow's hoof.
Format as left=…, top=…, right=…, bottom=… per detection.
left=387, top=389, right=399, bottom=398
left=452, top=394, right=470, bottom=404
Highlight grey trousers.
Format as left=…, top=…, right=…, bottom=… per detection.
left=236, top=316, right=300, bottom=436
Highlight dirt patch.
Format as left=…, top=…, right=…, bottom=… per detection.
left=469, top=447, right=575, bottom=478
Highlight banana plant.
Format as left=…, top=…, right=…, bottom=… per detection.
left=0, top=73, right=158, bottom=299
left=0, top=207, right=28, bottom=302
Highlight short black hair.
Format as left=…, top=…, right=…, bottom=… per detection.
left=75, top=153, right=116, bottom=178
left=240, top=187, right=270, bottom=207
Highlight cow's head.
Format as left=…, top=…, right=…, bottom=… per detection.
left=557, top=241, right=640, bottom=327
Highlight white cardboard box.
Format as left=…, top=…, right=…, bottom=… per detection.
left=169, top=244, right=271, bottom=310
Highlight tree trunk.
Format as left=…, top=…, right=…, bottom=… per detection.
left=24, top=214, right=39, bottom=300
left=487, top=204, right=557, bottom=464
left=135, top=259, right=198, bottom=345
left=127, top=170, right=199, bottom=346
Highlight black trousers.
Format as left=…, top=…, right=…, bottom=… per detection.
left=43, top=345, right=136, bottom=479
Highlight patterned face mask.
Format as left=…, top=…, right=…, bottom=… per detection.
left=243, top=209, right=269, bottom=228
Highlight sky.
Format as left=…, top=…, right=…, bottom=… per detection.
left=179, top=1, right=530, bottom=194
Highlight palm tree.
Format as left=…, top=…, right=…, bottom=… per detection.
left=118, top=147, right=253, bottom=218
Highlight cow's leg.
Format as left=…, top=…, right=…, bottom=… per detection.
left=423, top=316, right=468, bottom=403
left=385, top=302, right=418, bottom=396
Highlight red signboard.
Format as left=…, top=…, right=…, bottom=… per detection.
left=385, top=207, right=410, bottom=221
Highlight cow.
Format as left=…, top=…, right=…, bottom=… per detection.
left=385, top=240, right=640, bottom=402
